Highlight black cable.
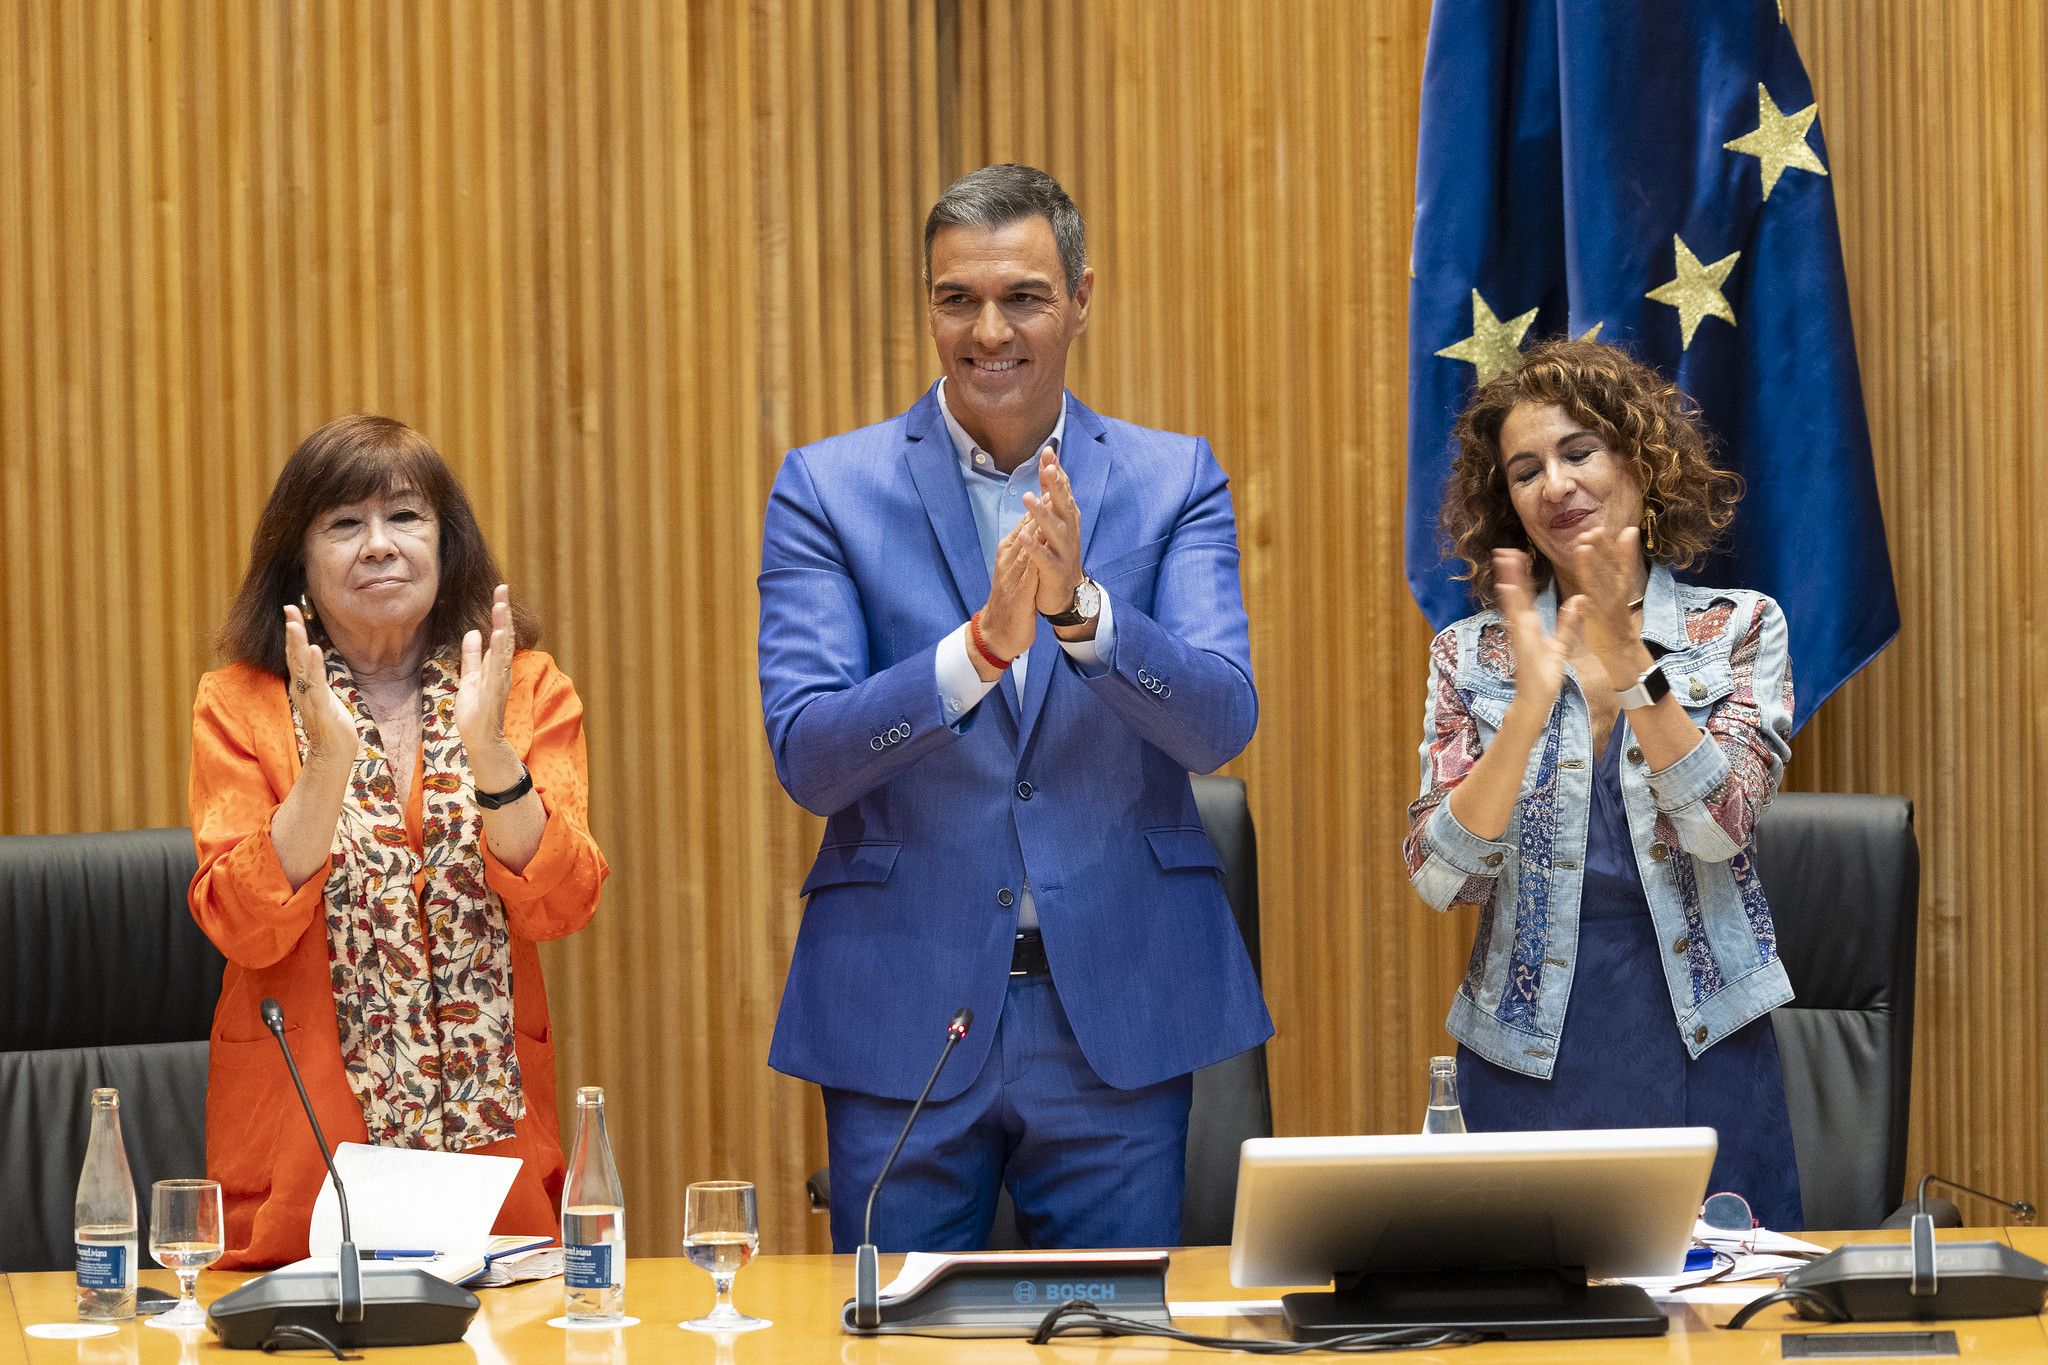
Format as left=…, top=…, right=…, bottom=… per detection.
left=1721, top=1287, right=1848, bottom=1330
left=259, top=1324, right=361, bottom=1359
left=1028, top=1300, right=1481, bottom=1354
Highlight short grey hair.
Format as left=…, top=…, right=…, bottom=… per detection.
left=923, top=163, right=1088, bottom=297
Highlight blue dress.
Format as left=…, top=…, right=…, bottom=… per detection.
left=1456, top=724, right=1804, bottom=1231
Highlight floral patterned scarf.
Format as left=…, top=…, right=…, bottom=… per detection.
left=291, top=648, right=524, bottom=1150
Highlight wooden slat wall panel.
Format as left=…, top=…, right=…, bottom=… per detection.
left=1793, top=0, right=2048, bottom=1221
left=1, top=0, right=2042, bottom=1257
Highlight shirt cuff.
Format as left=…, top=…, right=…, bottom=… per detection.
left=1056, top=591, right=1116, bottom=676
left=1424, top=800, right=1515, bottom=877
left=936, top=622, right=1000, bottom=726
left=1645, top=730, right=1732, bottom=811
left=482, top=793, right=581, bottom=905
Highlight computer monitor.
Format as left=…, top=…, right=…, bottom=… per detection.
left=1229, top=1127, right=1718, bottom=1342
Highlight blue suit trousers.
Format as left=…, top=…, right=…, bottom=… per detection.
left=823, top=975, right=1192, bottom=1253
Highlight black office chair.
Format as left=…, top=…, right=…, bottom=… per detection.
left=806, top=774, right=1274, bottom=1247
left=0, top=828, right=224, bottom=1272
left=1755, top=793, right=1919, bottom=1231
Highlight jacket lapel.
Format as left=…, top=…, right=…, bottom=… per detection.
left=903, top=389, right=993, bottom=619
left=902, top=387, right=1023, bottom=723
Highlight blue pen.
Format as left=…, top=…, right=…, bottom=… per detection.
left=361, top=1249, right=440, bottom=1261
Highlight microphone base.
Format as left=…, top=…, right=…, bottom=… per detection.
left=841, top=1249, right=1171, bottom=1337
left=853, top=1243, right=881, bottom=1329
left=208, top=1266, right=480, bottom=1349
left=1783, top=1241, right=2048, bottom=1322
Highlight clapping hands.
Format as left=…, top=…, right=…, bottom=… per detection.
left=283, top=603, right=360, bottom=762
left=1494, top=550, right=1585, bottom=713
left=1019, top=444, right=1085, bottom=618
left=454, top=585, right=517, bottom=753
left=1564, top=524, right=1647, bottom=673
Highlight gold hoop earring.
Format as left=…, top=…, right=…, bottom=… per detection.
left=298, top=592, right=316, bottom=623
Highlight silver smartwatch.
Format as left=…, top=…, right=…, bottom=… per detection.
left=1615, top=661, right=1671, bottom=711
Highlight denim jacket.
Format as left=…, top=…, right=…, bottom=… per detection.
left=1403, top=564, right=1796, bottom=1079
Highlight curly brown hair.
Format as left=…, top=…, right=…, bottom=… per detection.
left=217, top=415, right=539, bottom=675
left=1442, top=339, right=1742, bottom=604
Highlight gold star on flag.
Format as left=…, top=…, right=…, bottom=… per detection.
left=1577, top=322, right=1603, bottom=342
left=1723, top=84, right=1828, bottom=200
left=1646, top=236, right=1740, bottom=349
left=1436, top=290, right=1538, bottom=386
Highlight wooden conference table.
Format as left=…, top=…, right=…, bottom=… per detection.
left=6, top=1230, right=2046, bottom=1362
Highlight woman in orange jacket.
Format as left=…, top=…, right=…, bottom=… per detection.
left=188, top=414, right=607, bottom=1268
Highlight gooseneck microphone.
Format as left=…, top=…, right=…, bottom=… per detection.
left=206, top=1000, right=479, bottom=1349
left=260, top=998, right=363, bottom=1323
left=853, top=1007, right=973, bottom=1330
left=1913, top=1174, right=2038, bottom=1297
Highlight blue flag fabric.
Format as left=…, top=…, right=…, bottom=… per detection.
left=1405, top=0, right=1898, bottom=729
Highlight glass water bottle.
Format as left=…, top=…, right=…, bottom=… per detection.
left=561, top=1086, right=627, bottom=1322
left=75, top=1087, right=139, bottom=1320
left=1421, top=1055, right=1468, bottom=1135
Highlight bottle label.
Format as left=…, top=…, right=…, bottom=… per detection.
left=76, top=1243, right=128, bottom=1289
left=564, top=1243, right=613, bottom=1289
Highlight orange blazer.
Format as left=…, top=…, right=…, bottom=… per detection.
left=187, top=652, right=607, bottom=1269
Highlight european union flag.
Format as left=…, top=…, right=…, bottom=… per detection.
left=1405, top=0, right=1898, bottom=729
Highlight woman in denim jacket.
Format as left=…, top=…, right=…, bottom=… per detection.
left=1405, top=340, right=1801, bottom=1228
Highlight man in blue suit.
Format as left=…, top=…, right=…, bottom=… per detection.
left=758, top=164, right=1272, bottom=1252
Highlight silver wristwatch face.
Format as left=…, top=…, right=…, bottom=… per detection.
left=1072, top=578, right=1102, bottom=620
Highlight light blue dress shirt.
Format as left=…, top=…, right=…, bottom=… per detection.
left=930, top=379, right=1117, bottom=930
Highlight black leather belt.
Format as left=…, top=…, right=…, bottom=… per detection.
left=1009, top=930, right=1049, bottom=977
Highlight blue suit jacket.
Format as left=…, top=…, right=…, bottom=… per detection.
left=758, top=387, right=1274, bottom=1101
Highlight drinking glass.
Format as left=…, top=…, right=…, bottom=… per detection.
left=679, top=1181, right=769, bottom=1333
left=146, top=1180, right=223, bottom=1330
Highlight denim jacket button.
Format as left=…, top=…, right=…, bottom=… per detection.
left=1693, top=1025, right=1709, bottom=1045
left=1649, top=842, right=1670, bottom=862
left=1483, top=852, right=1504, bottom=869
left=1627, top=745, right=1645, bottom=764
left=1689, top=679, right=1707, bottom=701
left=1671, top=935, right=1689, bottom=955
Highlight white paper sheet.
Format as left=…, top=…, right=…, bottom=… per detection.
left=1689, top=1218, right=1827, bottom=1257
left=1168, top=1300, right=1285, bottom=1317
left=877, top=1252, right=949, bottom=1297
left=307, top=1142, right=522, bottom=1262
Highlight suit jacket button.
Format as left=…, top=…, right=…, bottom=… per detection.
left=1693, top=1025, right=1709, bottom=1045
left=1016, top=781, right=1034, bottom=800
left=997, top=888, right=1015, bottom=908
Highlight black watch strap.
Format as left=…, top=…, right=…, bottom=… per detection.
left=473, top=765, right=534, bottom=809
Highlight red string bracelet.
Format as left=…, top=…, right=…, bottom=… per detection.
left=968, top=612, right=1013, bottom=671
